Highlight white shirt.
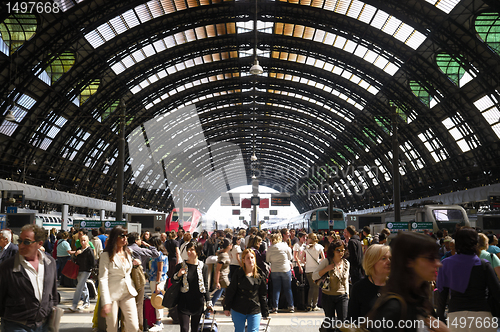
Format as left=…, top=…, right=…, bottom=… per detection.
left=20, top=249, right=45, bottom=303
left=229, top=245, right=242, bottom=266
left=303, top=243, right=324, bottom=273
left=293, top=242, right=305, bottom=266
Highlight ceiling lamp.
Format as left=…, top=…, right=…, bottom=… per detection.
left=5, top=110, right=15, bottom=121
left=250, top=59, right=263, bottom=75
left=104, top=158, right=111, bottom=165
left=251, top=152, right=258, bottom=161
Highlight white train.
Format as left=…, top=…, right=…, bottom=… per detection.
left=346, top=204, right=470, bottom=235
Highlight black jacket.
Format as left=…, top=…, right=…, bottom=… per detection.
left=75, top=246, right=95, bottom=272
left=223, top=267, right=268, bottom=317
left=0, top=252, right=58, bottom=329
left=347, top=235, right=364, bottom=283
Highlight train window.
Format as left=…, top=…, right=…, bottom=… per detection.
left=318, top=210, right=329, bottom=220
left=172, top=212, right=193, bottom=221
left=432, top=209, right=464, bottom=222
left=44, top=216, right=50, bottom=223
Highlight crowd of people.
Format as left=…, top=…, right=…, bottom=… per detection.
left=1, top=223, right=500, bottom=332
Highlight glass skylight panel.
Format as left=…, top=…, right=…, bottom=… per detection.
left=374, top=158, right=391, bottom=181
left=425, top=0, right=461, bottom=14
left=401, top=140, right=425, bottom=170
left=474, top=95, right=500, bottom=139
left=418, top=129, right=448, bottom=162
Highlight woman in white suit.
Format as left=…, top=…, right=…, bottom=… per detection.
left=99, top=226, right=141, bottom=332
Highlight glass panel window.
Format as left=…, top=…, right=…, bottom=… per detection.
left=418, top=128, right=448, bottom=162
left=473, top=94, right=500, bottom=139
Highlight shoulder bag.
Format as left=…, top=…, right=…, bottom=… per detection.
left=313, top=258, right=331, bottom=291
left=131, top=264, right=146, bottom=292
left=163, top=274, right=181, bottom=309
left=62, top=259, right=79, bottom=279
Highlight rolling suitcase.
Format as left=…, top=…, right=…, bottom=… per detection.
left=198, top=310, right=217, bottom=332
left=144, top=298, right=156, bottom=328
left=291, top=273, right=308, bottom=311
left=87, top=279, right=97, bottom=299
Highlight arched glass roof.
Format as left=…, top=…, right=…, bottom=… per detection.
left=0, top=0, right=499, bottom=214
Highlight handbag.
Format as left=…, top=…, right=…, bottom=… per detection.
left=162, top=279, right=181, bottom=309
left=48, top=306, right=64, bottom=332
left=314, top=271, right=331, bottom=291
left=131, top=265, right=146, bottom=292
left=62, top=259, right=79, bottom=279
left=338, top=293, right=406, bottom=332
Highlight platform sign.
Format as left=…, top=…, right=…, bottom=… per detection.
left=386, top=222, right=409, bottom=233
left=74, top=220, right=102, bottom=229
left=490, top=195, right=500, bottom=210
left=271, top=194, right=291, bottom=206
left=104, top=221, right=127, bottom=229
left=411, top=222, right=433, bottom=233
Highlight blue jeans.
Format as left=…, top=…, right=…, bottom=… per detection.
left=270, top=271, right=294, bottom=309
left=72, top=271, right=91, bottom=308
left=56, top=256, right=70, bottom=280
left=211, top=287, right=225, bottom=305
left=1, top=320, right=48, bottom=332
left=231, top=309, right=261, bottom=332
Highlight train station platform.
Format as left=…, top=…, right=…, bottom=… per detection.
left=58, top=282, right=325, bottom=332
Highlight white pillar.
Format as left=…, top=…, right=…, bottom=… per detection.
left=100, top=209, right=105, bottom=221
left=62, top=204, right=69, bottom=230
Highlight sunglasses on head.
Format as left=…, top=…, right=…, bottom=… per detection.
left=118, top=234, right=127, bottom=239
left=18, top=239, right=37, bottom=246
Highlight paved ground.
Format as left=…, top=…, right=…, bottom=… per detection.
left=58, top=282, right=325, bottom=332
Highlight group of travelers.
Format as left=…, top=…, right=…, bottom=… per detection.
left=1, top=223, right=500, bottom=332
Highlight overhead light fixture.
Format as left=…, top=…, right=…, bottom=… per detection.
left=32, top=159, right=36, bottom=165
left=250, top=58, right=263, bottom=75
left=249, top=0, right=263, bottom=76
left=5, top=110, right=15, bottom=122
left=251, top=152, right=258, bottom=161
left=104, top=158, right=111, bottom=165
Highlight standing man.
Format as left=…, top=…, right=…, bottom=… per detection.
left=97, top=227, right=107, bottom=249
left=343, top=225, right=364, bottom=284
left=0, top=224, right=58, bottom=332
left=0, top=229, right=18, bottom=264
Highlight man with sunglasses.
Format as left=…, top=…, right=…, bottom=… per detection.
left=0, top=224, right=58, bottom=332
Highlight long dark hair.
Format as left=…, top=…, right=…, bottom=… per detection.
left=150, top=236, right=168, bottom=255
left=384, top=232, right=437, bottom=313
left=104, top=226, right=131, bottom=263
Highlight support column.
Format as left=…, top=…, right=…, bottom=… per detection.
left=328, top=176, right=334, bottom=231
left=62, top=204, right=69, bottom=230
left=116, top=100, right=126, bottom=222
left=179, top=189, right=184, bottom=229
left=391, top=105, right=401, bottom=223
left=100, top=209, right=105, bottom=221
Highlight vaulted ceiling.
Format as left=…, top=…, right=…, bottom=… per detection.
left=0, top=0, right=499, bottom=215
